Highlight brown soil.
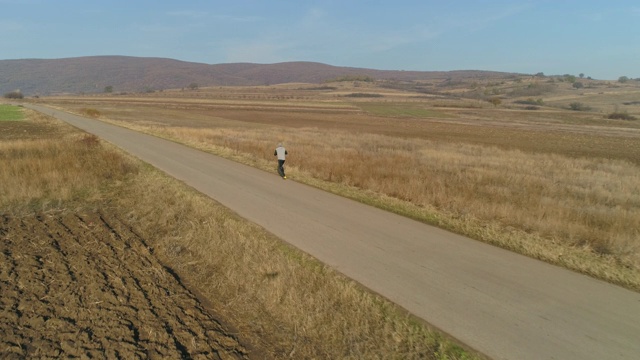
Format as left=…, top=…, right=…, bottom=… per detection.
left=0, top=210, right=249, bottom=360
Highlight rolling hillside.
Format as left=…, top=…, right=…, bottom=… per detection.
left=0, top=56, right=518, bottom=96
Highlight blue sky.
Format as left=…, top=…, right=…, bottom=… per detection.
left=1, top=0, right=638, bottom=80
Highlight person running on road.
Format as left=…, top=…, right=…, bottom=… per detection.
left=274, top=143, right=288, bottom=179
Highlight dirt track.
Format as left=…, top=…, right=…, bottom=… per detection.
left=0, top=211, right=247, bottom=359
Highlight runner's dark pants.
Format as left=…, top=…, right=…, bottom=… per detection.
left=277, top=160, right=286, bottom=177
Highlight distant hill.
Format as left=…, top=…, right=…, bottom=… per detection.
left=0, top=56, right=520, bottom=96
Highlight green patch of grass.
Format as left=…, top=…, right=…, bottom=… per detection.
left=0, top=105, right=24, bottom=121
left=357, top=102, right=453, bottom=118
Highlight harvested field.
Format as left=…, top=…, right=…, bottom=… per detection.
left=0, top=211, right=248, bottom=359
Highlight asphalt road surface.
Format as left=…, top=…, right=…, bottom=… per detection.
left=27, top=104, right=640, bottom=360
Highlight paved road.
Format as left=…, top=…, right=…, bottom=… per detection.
left=28, top=104, right=640, bottom=360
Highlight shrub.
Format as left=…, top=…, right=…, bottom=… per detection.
left=342, top=93, right=383, bottom=98
left=3, top=90, right=23, bottom=99
left=508, top=84, right=555, bottom=97
left=514, top=98, right=544, bottom=106
left=569, top=102, right=592, bottom=111
left=81, top=108, right=101, bottom=118
left=607, top=112, right=636, bottom=121
left=78, top=134, right=101, bottom=147
left=303, top=86, right=337, bottom=91
left=487, top=97, right=502, bottom=107
left=329, top=75, right=375, bottom=83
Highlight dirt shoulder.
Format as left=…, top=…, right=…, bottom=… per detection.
left=0, top=210, right=249, bottom=359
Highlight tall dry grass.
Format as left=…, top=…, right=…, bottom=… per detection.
left=119, top=122, right=640, bottom=289
left=2, top=110, right=477, bottom=358
left=0, top=134, right=137, bottom=214
left=115, top=171, right=471, bottom=359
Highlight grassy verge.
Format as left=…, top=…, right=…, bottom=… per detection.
left=0, top=104, right=24, bottom=121
left=2, top=110, right=480, bottom=358
left=114, top=165, right=476, bottom=360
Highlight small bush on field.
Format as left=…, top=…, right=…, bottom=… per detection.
left=81, top=108, right=101, bottom=117
left=508, top=84, right=555, bottom=97
left=328, top=75, right=375, bottom=82
left=79, top=134, right=101, bottom=147
left=3, top=90, right=23, bottom=99
left=569, top=102, right=592, bottom=111
left=607, top=112, right=637, bottom=121
left=487, top=97, right=502, bottom=107
left=514, top=99, right=544, bottom=106
left=343, top=93, right=384, bottom=98
left=524, top=106, right=539, bottom=110
left=302, top=86, right=337, bottom=91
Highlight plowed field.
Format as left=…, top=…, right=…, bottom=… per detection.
left=0, top=210, right=248, bottom=360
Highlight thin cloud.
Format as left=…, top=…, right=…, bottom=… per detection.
left=583, top=11, right=605, bottom=22
left=210, top=14, right=261, bottom=23
left=303, top=7, right=327, bottom=23
left=354, top=3, right=530, bottom=54
left=296, top=7, right=329, bottom=33
left=136, top=23, right=182, bottom=33
left=134, top=22, right=208, bottom=36
left=0, top=20, right=23, bottom=32
left=166, top=10, right=259, bottom=23
left=223, top=38, right=292, bottom=64
left=166, top=10, right=209, bottom=18
left=453, top=2, right=532, bottom=33
left=292, top=6, right=439, bottom=54
left=364, top=25, right=440, bottom=53
left=0, top=0, right=41, bottom=3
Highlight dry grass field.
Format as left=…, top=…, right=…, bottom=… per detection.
left=1, top=107, right=475, bottom=359
left=35, top=76, right=640, bottom=291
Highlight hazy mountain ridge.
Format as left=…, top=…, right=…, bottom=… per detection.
left=0, top=56, right=519, bottom=95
